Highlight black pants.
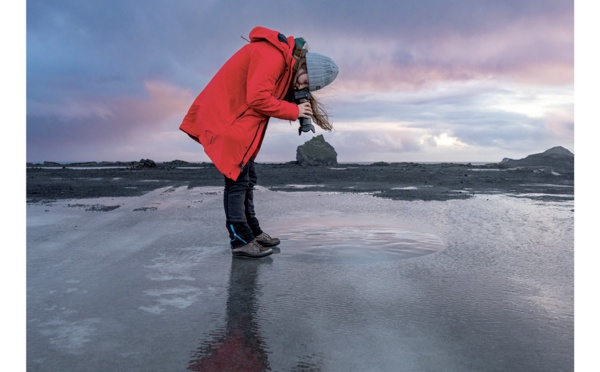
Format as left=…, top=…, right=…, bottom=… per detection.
left=224, top=159, right=263, bottom=248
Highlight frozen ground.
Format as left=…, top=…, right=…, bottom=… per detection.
left=27, top=186, right=573, bottom=371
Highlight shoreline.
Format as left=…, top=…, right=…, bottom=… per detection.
left=26, top=161, right=574, bottom=203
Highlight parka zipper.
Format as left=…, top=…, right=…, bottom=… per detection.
left=239, top=123, right=263, bottom=169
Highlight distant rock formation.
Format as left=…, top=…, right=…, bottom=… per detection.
left=134, top=159, right=157, bottom=169
left=296, top=135, right=338, bottom=166
left=500, top=146, right=573, bottom=168
left=163, top=160, right=190, bottom=166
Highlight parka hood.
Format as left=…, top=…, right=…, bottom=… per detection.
left=249, top=26, right=295, bottom=54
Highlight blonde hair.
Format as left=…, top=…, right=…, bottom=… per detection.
left=291, top=59, right=333, bottom=131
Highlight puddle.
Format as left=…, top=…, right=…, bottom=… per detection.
left=518, top=183, right=573, bottom=188
left=281, top=184, right=326, bottom=189
left=271, top=214, right=446, bottom=264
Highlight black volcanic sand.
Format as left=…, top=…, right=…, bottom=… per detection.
left=26, top=162, right=574, bottom=203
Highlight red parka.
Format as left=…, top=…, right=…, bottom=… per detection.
left=179, top=27, right=299, bottom=180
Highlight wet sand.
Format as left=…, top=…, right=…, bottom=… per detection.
left=26, top=162, right=574, bottom=371
left=26, top=161, right=574, bottom=202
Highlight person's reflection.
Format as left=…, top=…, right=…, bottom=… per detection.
left=188, top=258, right=271, bottom=371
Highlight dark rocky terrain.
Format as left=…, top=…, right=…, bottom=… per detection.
left=26, top=147, right=574, bottom=203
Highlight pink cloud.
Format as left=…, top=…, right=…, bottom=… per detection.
left=27, top=80, right=196, bottom=161
left=331, top=13, right=572, bottom=93
left=114, top=80, right=195, bottom=134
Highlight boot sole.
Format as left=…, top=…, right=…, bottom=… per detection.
left=231, top=248, right=273, bottom=258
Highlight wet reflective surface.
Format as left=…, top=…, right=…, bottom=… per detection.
left=27, top=187, right=573, bottom=371
left=272, top=214, right=446, bottom=264
left=189, top=259, right=270, bottom=371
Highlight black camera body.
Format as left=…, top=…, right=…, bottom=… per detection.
left=293, top=88, right=316, bottom=136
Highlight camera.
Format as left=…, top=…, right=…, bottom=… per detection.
left=293, top=88, right=315, bottom=136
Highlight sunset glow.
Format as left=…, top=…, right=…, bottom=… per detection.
left=26, top=0, right=574, bottom=163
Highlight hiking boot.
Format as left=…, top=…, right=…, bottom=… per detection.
left=255, top=232, right=280, bottom=247
left=231, top=239, right=273, bottom=258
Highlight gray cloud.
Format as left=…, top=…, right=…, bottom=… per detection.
left=26, top=0, right=574, bottom=163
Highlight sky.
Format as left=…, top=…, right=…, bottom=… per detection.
left=22, top=0, right=576, bottom=164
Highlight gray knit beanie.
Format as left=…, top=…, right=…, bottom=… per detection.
left=306, top=52, right=339, bottom=91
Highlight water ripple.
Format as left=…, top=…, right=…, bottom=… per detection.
left=276, top=223, right=446, bottom=264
